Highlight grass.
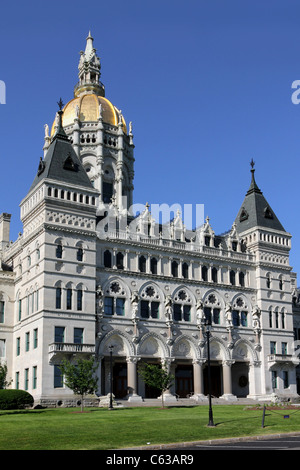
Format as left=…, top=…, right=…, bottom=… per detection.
left=1, top=404, right=300, bottom=450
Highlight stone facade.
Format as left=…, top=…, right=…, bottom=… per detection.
left=0, top=33, right=299, bottom=406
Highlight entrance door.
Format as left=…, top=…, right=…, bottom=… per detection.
left=203, top=365, right=222, bottom=397
left=176, top=365, right=193, bottom=398
left=113, top=363, right=127, bottom=398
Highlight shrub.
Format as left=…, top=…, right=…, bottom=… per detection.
left=0, top=389, right=34, bottom=410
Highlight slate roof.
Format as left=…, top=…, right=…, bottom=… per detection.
left=234, top=168, right=286, bottom=233
left=28, top=111, right=93, bottom=193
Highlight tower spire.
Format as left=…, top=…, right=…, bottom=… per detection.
left=74, top=32, right=105, bottom=98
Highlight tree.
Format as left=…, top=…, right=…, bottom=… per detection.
left=138, top=362, right=174, bottom=408
left=0, top=363, right=11, bottom=389
left=59, top=358, right=98, bottom=412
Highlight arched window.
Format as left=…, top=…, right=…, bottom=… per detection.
left=139, top=255, right=146, bottom=273
left=116, top=252, right=124, bottom=270
left=239, top=271, right=245, bottom=287
left=140, top=285, right=160, bottom=319
left=150, top=257, right=157, bottom=274
left=77, top=247, right=83, bottom=262
left=182, top=263, right=189, bottom=279
left=212, top=267, right=218, bottom=283
left=171, top=260, right=178, bottom=277
left=66, top=288, right=72, bottom=310
left=232, top=296, right=248, bottom=327
left=56, top=243, right=63, bottom=259
left=104, top=281, right=126, bottom=316
left=77, top=288, right=83, bottom=311
left=104, top=250, right=112, bottom=268
left=266, top=273, right=271, bottom=289
left=173, top=289, right=191, bottom=322
left=56, top=287, right=62, bottom=309
left=203, top=293, right=221, bottom=325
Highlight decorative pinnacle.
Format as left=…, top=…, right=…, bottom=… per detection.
left=250, top=158, right=255, bottom=169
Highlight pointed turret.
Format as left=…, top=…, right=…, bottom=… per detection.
left=75, top=31, right=104, bottom=97
left=28, top=100, right=93, bottom=192
left=234, top=160, right=285, bottom=234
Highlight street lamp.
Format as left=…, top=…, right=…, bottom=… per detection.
left=206, top=321, right=215, bottom=427
left=108, top=345, right=114, bottom=410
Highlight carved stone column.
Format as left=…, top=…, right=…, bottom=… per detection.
left=126, top=356, right=143, bottom=402
left=192, top=359, right=207, bottom=402
left=221, top=360, right=236, bottom=401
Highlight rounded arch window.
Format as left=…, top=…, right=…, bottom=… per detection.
left=173, top=289, right=191, bottom=322
left=203, top=292, right=221, bottom=325
left=140, top=284, right=160, bottom=319
left=232, top=296, right=249, bottom=327
left=104, top=281, right=126, bottom=316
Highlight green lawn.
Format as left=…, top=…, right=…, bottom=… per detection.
left=1, top=405, right=300, bottom=450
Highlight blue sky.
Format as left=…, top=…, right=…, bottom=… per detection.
left=1, top=0, right=300, bottom=277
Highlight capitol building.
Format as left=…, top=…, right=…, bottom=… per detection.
left=1, top=33, right=300, bottom=406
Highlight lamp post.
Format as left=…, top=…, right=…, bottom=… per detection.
left=206, top=321, right=215, bottom=427
left=108, top=345, right=114, bottom=410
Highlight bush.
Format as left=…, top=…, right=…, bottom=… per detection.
left=0, top=389, right=34, bottom=410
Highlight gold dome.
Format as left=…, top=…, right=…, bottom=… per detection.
left=50, top=94, right=127, bottom=136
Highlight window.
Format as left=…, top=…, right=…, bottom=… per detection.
left=171, top=261, right=178, bottom=277
left=202, top=266, right=208, bottom=282
left=139, top=256, right=146, bottom=273
left=271, top=371, right=277, bottom=389
left=174, top=304, right=191, bottom=322
left=116, top=252, right=124, bottom=270
left=104, top=250, right=112, bottom=268
left=77, top=247, right=83, bottom=262
left=283, top=371, right=289, bottom=389
left=16, top=337, right=20, bottom=356
left=33, top=366, right=37, bottom=389
left=0, top=339, right=5, bottom=357
left=232, top=310, right=247, bottom=327
left=104, top=296, right=114, bottom=315
left=239, top=272, right=245, bottom=287
left=74, top=328, right=83, bottom=344
left=25, top=332, right=30, bottom=352
left=77, top=289, right=83, bottom=311
left=0, top=301, right=4, bottom=323
left=212, top=267, right=218, bottom=283
left=56, top=244, right=63, bottom=259
left=281, top=311, right=285, bottom=329
left=266, top=274, right=271, bottom=289
left=150, top=257, right=157, bottom=274
left=104, top=297, right=125, bottom=316
left=269, top=311, right=273, bottom=328
left=230, top=270, right=236, bottom=286
left=55, top=326, right=65, bottom=343
left=141, top=300, right=159, bottom=319
left=66, top=288, right=72, bottom=310
left=281, top=342, right=287, bottom=355
left=103, top=181, right=113, bottom=203
left=54, top=365, right=63, bottom=388
left=56, top=287, right=62, bottom=309
left=182, top=263, right=189, bottom=279
left=15, top=372, right=19, bottom=390
left=116, top=298, right=125, bottom=316
left=270, top=341, right=276, bottom=355
left=33, top=329, right=38, bottom=349
left=24, top=369, right=29, bottom=391
left=279, top=277, right=283, bottom=290
left=18, top=299, right=22, bottom=321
